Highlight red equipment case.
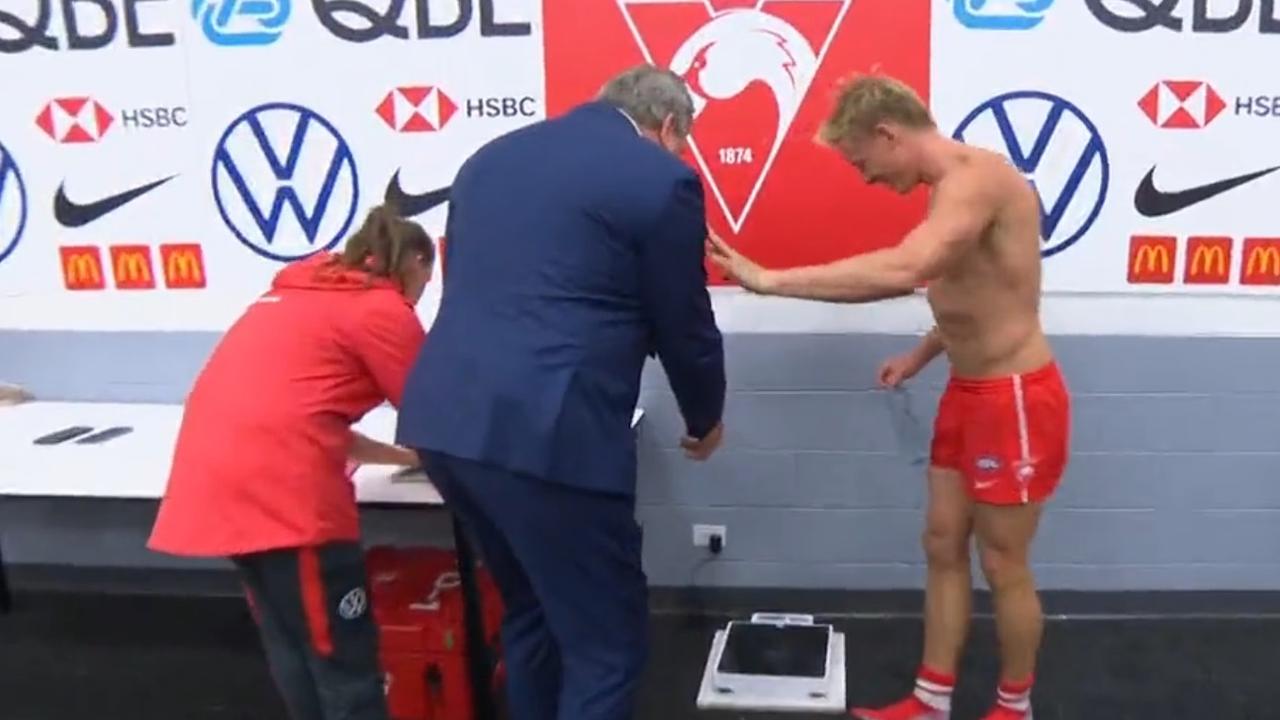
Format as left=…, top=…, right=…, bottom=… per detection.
left=366, top=546, right=504, bottom=720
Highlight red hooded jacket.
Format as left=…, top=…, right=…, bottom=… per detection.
left=148, top=254, right=426, bottom=557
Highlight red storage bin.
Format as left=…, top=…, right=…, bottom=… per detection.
left=366, top=546, right=504, bottom=720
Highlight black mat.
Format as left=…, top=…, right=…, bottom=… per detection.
left=0, top=592, right=1275, bottom=719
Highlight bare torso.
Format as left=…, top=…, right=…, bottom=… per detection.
left=926, top=145, right=1053, bottom=378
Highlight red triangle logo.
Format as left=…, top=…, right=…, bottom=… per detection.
left=1204, top=85, right=1226, bottom=126
left=35, top=104, right=56, bottom=139
left=619, top=0, right=852, bottom=232
left=402, top=112, right=435, bottom=132
left=1137, top=84, right=1160, bottom=125
left=63, top=124, right=96, bottom=143
left=93, top=101, right=113, bottom=138
left=375, top=91, right=397, bottom=129
left=56, top=97, right=90, bottom=117
left=1164, top=80, right=1203, bottom=103
left=399, top=86, right=432, bottom=108
left=1163, top=107, right=1200, bottom=129
left=437, top=90, right=457, bottom=128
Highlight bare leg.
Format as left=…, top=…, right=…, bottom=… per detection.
left=975, top=501, right=1044, bottom=683
left=920, top=467, right=975, bottom=675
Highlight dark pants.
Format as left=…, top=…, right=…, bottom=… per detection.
left=234, top=542, right=390, bottom=720
left=419, top=451, right=649, bottom=720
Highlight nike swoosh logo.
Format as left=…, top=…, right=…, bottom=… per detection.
left=1134, top=164, right=1280, bottom=217
left=384, top=169, right=450, bottom=218
left=54, top=175, right=176, bottom=228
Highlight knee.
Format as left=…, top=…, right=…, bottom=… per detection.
left=921, top=523, right=969, bottom=570
left=979, top=544, right=1030, bottom=589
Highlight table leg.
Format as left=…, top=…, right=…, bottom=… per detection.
left=452, top=516, right=497, bottom=720
left=0, top=537, right=11, bottom=614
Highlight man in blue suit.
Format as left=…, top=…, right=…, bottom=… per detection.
left=395, top=64, right=727, bottom=720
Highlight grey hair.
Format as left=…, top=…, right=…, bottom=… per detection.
left=597, top=64, right=695, bottom=136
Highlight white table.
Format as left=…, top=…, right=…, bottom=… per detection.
left=0, top=401, right=442, bottom=504
left=0, top=399, right=644, bottom=720
left=0, top=401, right=645, bottom=503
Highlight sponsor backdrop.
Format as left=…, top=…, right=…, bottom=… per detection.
left=1, top=0, right=1278, bottom=332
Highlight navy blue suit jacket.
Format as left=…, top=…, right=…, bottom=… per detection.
left=396, top=101, right=726, bottom=497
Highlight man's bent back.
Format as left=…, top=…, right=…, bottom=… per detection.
left=396, top=65, right=726, bottom=720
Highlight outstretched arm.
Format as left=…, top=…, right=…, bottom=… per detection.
left=708, top=176, right=991, bottom=303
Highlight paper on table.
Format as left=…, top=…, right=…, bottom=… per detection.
left=390, top=466, right=432, bottom=484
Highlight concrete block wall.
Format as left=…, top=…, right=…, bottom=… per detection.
left=3, top=330, right=1280, bottom=591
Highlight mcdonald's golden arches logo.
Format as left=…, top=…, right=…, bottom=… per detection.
left=1241, top=238, right=1280, bottom=286
left=161, top=244, right=206, bottom=288
left=110, top=245, right=155, bottom=289
left=60, top=246, right=105, bottom=290
left=1184, top=236, right=1231, bottom=285
left=1127, top=235, right=1176, bottom=284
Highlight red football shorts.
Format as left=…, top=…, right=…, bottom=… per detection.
left=930, top=361, right=1071, bottom=505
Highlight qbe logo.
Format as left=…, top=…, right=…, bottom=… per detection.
left=953, top=91, right=1109, bottom=258
left=0, top=139, right=29, bottom=265
left=953, top=0, right=1055, bottom=30
left=211, top=103, right=359, bottom=261
left=192, top=0, right=291, bottom=46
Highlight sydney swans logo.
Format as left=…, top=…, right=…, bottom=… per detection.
left=618, top=0, right=851, bottom=232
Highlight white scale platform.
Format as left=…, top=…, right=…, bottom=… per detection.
left=697, top=613, right=847, bottom=714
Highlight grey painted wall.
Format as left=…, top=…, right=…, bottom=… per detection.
left=3, top=330, right=1280, bottom=591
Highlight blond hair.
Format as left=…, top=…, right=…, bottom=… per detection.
left=817, top=73, right=934, bottom=145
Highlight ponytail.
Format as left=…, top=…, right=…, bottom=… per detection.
left=331, top=204, right=435, bottom=288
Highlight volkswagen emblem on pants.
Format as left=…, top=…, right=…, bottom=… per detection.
left=338, top=587, right=367, bottom=620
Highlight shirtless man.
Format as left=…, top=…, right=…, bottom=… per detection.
left=706, top=74, right=1070, bottom=720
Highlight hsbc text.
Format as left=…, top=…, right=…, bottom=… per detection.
left=313, top=0, right=531, bottom=43
left=1236, top=96, right=1280, bottom=116
left=120, top=106, right=188, bottom=128
left=0, top=0, right=174, bottom=53
left=1087, top=0, right=1280, bottom=34
left=466, top=97, right=537, bottom=119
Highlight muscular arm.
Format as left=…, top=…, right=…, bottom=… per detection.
left=756, top=176, right=991, bottom=303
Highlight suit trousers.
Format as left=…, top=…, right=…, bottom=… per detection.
left=233, top=542, right=390, bottom=720
left=418, top=450, right=649, bottom=720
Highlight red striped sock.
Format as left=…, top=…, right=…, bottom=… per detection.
left=996, top=675, right=1033, bottom=713
left=912, top=666, right=955, bottom=712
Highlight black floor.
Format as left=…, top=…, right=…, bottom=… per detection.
left=1, top=591, right=1276, bottom=719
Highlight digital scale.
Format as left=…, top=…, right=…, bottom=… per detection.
left=696, top=612, right=847, bottom=713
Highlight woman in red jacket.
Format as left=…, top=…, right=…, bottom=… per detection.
left=149, top=204, right=433, bottom=720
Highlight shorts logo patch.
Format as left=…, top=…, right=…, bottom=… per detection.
left=337, top=587, right=367, bottom=620
left=1016, top=462, right=1036, bottom=480
left=975, top=455, right=1001, bottom=472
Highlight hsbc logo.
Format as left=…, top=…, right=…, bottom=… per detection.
left=36, top=97, right=113, bottom=143
left=377, top=87, right=457, bottom=132
left=1138, top=81, right=1225, bottom=129
left=376, top=86, right=538, bottom=133
left=36, top=97, right=188, bottom=143
left=1140, top=80, right=1280, bottom=129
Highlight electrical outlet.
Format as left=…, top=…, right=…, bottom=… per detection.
left=693, top=524, right=727, bottom=549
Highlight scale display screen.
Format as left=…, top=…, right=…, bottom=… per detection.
left=716, top=622, right=831, bottom=678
